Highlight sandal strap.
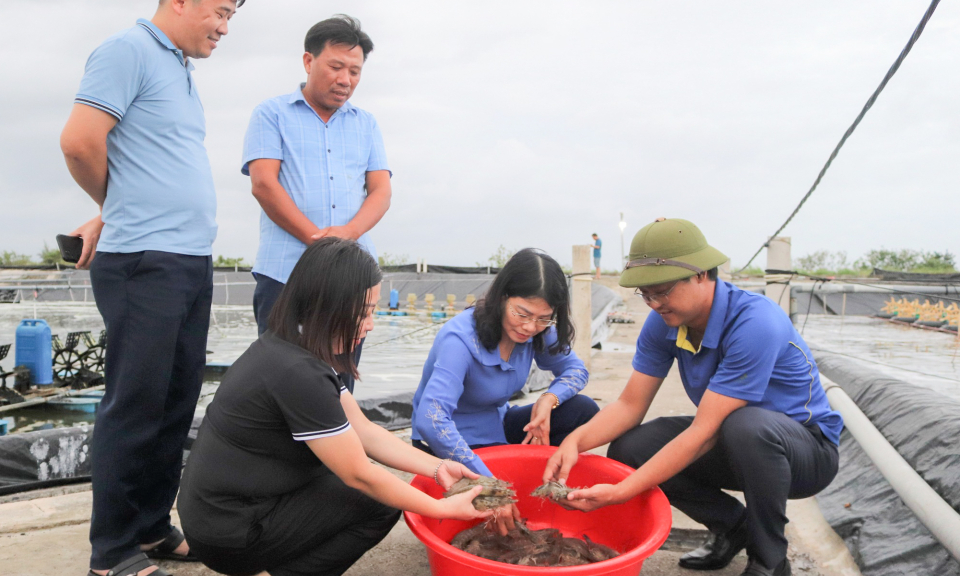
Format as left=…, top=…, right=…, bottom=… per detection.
left=151, top=527, right=186, bottom=554
left=103, top=553, right=157, bottom=576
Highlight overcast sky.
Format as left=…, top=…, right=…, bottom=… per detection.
left=1, top=1, right=957, bottom=269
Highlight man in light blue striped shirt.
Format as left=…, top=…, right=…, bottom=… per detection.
left=243, top=16, right=392, bottom=370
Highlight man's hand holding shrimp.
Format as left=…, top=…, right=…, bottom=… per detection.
left=561, top=483, right=628, bottom=512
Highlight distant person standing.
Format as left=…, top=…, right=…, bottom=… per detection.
left=243, top=15, right=391, bottom=392
left=591, top=233, right=602, bottom=279
left=59, top=1, right=243, bottom=575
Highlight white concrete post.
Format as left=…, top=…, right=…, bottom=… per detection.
left=765, top=236, right=792, bottom=318
left=572, top=245, right=593, bottom=370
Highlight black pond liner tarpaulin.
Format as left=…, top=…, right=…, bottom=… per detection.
left=814, top=350, right=960, bottom=576
left=2, top=388, right=418, bottom=496
left=0, top=424, right=93, bottom=496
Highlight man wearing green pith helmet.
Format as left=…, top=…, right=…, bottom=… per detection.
left=543, top=218, right=843, bottom=576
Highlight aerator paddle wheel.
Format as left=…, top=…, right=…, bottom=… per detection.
left=0, top=344, right=26, bottom=405
left=52, top=333, right=85, bottom=388
left=80, top=330, right=107, bottom=375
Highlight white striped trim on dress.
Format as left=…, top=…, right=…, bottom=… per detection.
left=74, top=98, right=123, bottom=121
left=292, top=421, right=351, bottom=442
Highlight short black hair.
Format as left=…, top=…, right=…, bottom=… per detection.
left=683, top=267, right=719, bottom=282
left=268, top=237, right=382, bottom=377
left=473, top=248, right=574, bottom=355
left=304, top=15, right=373, bottom=60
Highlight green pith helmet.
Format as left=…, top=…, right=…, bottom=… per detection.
left=619, top=218, right=728, bottom=288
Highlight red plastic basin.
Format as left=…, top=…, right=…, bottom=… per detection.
left=404, top=445, right=672, bottom=576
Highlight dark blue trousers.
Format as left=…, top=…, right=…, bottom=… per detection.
left=89, top=251, right=212, bottom=569
left=252, top=272, right=284, bottom=337
left=253, top=272, right=362, bottom=393
left=607, top=407, right=839, bottom=571
left=414, top=394, right=600, bottom=453
left=502, top=394, right=600, bottom=446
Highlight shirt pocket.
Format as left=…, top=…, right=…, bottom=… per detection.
left=341, top=131, right=372, bottom=188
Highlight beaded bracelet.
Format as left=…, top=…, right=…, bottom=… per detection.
left=433, top=459, right=449, bottom=486
left=540, top=391, right=560, bottom=410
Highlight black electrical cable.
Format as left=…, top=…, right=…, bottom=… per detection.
left=800, top=279, right=823, bottom=335
left=736, top=0, right=942, bottom=273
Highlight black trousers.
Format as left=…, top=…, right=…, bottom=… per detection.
left=414, top=394, right=600, bottom=454
left=253, top=272, right=361, bottom=393
left=607, top=407, right=838, bottom=570
left=185, top=473, right=401, bottom=576
left=89, top=251, right=213, bottom=569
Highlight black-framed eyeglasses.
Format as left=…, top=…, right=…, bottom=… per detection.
left=508, top=303, right=557, bottom=327
left=634, top=279, right=683, bottom=305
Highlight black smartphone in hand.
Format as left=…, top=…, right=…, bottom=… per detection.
left=56, top=234, right=83, bottom=264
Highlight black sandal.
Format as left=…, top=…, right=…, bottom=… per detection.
left=86, top=552, right=170, bottom=576
left=142, top=527, right=198, bottom=562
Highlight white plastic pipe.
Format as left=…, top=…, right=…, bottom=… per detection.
left=822, top=376, right=960, bottom=561
left=792, top=283, right=959, bottom=295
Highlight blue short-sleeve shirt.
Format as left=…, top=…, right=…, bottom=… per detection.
left=593, top=239, right=602, bottom=258
left=74, top=19, right=217, bottom=255
left=242, top=86, right=391, bottom=284
left=632, top=280, right=843, bottom=445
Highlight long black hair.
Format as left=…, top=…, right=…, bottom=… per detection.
left=473, top=248, right=574, bottom=355
left=268, top=238, right=382, bottom=377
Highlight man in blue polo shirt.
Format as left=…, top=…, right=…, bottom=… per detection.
left=60, top=1, right=242, bottom=575
left=243, top=16, right=391, bottom=390
left=543, top=218, right=842, bottom=576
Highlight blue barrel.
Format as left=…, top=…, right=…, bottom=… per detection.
left=15, top=319, right=53, bottom=385
left=389, top=289, right=399, bottom=310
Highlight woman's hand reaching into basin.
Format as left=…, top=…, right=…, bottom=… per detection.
left=521, top=394, right=555, bottom=445
left=491, top=503, right=522, bottom=535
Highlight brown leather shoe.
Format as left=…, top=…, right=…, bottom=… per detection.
left=741, top=557, right=791, bottom=576
left=678, top=515, right=748, bottom=570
